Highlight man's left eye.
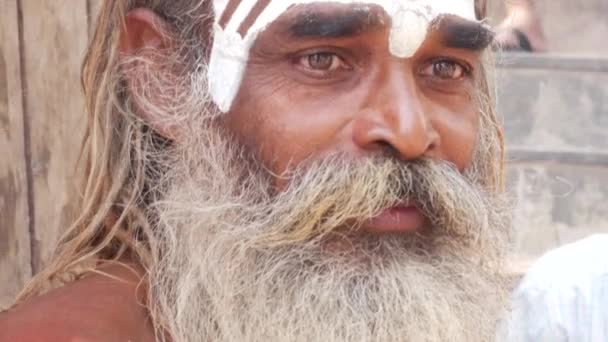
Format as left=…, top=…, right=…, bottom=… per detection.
left=298, top=52, right=348, bottom=72
left=421, top=60, right=470, bottom=80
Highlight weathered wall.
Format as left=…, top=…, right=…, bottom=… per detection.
left=498, top=55, right=608, bottom=258
left=0, top=0, right=32, bottom=309
left=19, top=0, right=90, bottom=272
left=0, top=0, right=95, bottom=310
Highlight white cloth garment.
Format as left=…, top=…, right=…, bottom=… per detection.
left=500, top=234, right=608, bottom=342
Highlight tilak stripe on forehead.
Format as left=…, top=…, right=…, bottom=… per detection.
left=218, top=0, right=273, bottom=37
left=238, top=0, right=273, bottom=37
left=209, top=0, right=478, bottom=113
left=218, top=0, right=243, bottom=29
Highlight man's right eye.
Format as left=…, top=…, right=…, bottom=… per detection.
left=296, top=52, right=350, bottom=73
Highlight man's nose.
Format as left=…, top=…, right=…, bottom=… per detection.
left=352, top=67, right=440, bottom=161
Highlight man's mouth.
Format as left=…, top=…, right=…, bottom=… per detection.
left=361, top=204, right=425, bottom=234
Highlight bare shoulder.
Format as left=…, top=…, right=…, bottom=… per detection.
left=0, top=306, right=100, bottom=342
left=0, top=263, right=156, bottom=342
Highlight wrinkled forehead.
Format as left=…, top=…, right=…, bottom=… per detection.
left=213, top=0, right=477, bottom=51
left=207, top=0, right=479, bottom=113
left=213, top=0, right=477, bottom=23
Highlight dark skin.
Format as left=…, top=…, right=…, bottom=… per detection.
left=0, top=263, right=154, bottom=342
left=0, top=4, right=492, bottom=341
left=226, top=4, right=485, bottom=180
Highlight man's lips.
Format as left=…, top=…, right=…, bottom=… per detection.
left=361, top=204, right=425, bottom=234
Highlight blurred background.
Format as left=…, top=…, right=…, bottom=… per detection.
left=0, top=0, right=607, bottom=309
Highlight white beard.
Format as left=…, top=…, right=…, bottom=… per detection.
left=146, top=130, right=512, bottom=342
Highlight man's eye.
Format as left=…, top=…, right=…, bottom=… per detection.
left=298, top=52, right=347, bottom=72
left=421, top=60, right=469, bottom=80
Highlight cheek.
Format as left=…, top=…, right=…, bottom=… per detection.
left=223, top=72, right=353, bottom=177
left=432, top=104, right=479, bottom=171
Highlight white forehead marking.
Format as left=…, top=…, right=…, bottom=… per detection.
left=208, top=0, right=477, bottom=112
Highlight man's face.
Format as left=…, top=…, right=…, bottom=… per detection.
left=217, top=2, right=493, bottom=233
left=140, top=1, right=510, bottom=341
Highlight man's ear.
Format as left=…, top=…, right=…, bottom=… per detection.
left=119, top=8, right=179, bottom=141
left=120, top=8, right=170, bottom=55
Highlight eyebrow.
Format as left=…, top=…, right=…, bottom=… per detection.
left=289, top=8, right=385, bottom=39
left=435, top=17, right=495, bottom=51
left=284, top=8, right=494, bottom=51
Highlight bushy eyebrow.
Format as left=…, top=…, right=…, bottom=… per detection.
left=286, top=10, right=493, bottom=51
left=435, top=16, right=495, bottom=51
left=288, top=8, right=385, bottom=39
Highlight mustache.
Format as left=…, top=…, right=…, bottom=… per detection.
left=249, top=155, right=493, bottom=247
left=149, top=135, right=511, bottom=342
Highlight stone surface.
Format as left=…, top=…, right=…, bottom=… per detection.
left=497, top=54, right=608, bottom=153
left=506, top=163, right=608, bottom=258
left=498, top=54, right=608, bottom=257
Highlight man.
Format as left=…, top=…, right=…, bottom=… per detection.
left=0, top=0, right=513, bottom=341
left=501, top=235, right=608, bottom=341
